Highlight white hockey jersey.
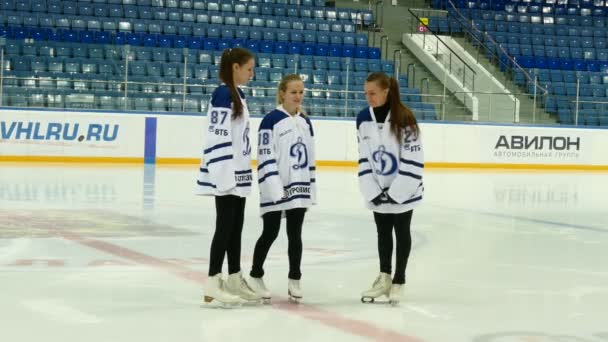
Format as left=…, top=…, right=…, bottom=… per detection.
left=356, top=107, right=424, bottom=214
left=196, top=85, right=253, bottom=197
left=256, top=106, right=316, bottom=215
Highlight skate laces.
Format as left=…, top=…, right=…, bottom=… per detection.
left=372, top=274, right=389, bottom=289
left=240, top=276, right=254, bottom=292
left=290, top=280, right=300, bottom=290
left=254, top=278, right=267, bottom=290
left=217, top=278, right=226, bottom=290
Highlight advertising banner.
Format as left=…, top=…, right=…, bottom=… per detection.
left=0, top=110, right=145, bottom=158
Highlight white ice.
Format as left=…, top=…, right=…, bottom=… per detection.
left=1, top=164, right=607, bottom=342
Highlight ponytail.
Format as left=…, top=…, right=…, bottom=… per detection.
left=366, top=72, right=419, bottom=142
left=218, top=48, right=254, bottom=119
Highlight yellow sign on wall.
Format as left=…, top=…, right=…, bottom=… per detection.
left=418, top=17, right=429, bottom=32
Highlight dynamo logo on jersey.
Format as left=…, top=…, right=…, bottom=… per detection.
left=242, top=126, right=251, bottom=156
left=290, top=137, right=308, bottom=170
left=372, top=145, right=397, bottom=175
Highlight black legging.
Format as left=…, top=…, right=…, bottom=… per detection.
left=208, top=195, right=246, bottom=277
left=250, top=208, right=306, bottom=280
left=373, top=210, right=413, bottom=285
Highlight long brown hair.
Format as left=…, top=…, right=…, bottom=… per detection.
left=366, top=72, right=419, bottom=142
left=219, top=47, right=254, bottom=119
left=276, top=74, right=307, bottom=116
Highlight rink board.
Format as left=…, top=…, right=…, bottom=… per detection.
left=1, top=108, right=607, bottom=170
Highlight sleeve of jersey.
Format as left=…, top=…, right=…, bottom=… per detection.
left=387, top=131, right=424, bottom=204
left=357, top=127, right=383, bottom=202
left=257, top=117, right=284, bottom=202
left=204, top=99, right=236, bottom=192
left=307, top=119, right=317, bottom=204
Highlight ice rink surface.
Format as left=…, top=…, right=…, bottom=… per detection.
left=1, top=163, right=607, bottom=342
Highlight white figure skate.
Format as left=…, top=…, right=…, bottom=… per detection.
left=249, top=277, right=272, bottom=304
left=388, top=284, right=403, bottom=306
left=288, top=279, right=302, bottom=303
left=361, top=272, right=391, bottom=303
left=203, top=274, right=245, bottom=308
left=225, top=271, right=263, bottom=304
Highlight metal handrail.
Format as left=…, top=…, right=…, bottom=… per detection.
left=407, top=63, right=416, bottom=89
left=0, top=77, right=556, bottom=99
left=442, top=0, right=549, bottom=96
left=408, top=8, right=476, bottom=90
left=368, top=23, right=377, bottom=47
left=375, top=0, right=385, bottom=30
left=420, top=78, right=430, bottom=101
left=0, top=46, right=4, bottom=107
left=393, top=49, right=403, bottom=79
left=380, top=35, right=388, bottom=59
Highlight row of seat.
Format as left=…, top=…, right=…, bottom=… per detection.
left=501, top=4, right=607, bottom=16
left=495, top=0, right=606, bottom=7
left=450, top=9, right=608, bottom=26
left=433, top=18, right=608, bottom=68
left=486, top=33, right=608, bottom=49
left=496, top=43, right=606, bottom=60
left=436, top=16, right=608, bottom=36
left=511, top=55, right=608, bottom=71
left=0, top=2, right=431, bottom=119
left=0, top=88, right=436, bottom=118
left=436, top=24, right=608, bottom=65
left=2, top=72, right=403, bottom=95
left=470, top=20, right=608, bottom=37
left=0, top=1, right=363, bottom=23
left=431, top=1, right=608, bottom=126
left=462, top=0, right=608, bottom=8
left=0, top=28, right=380, bottom=58
left=512, top=67, right=608, bottom=85
left=543, top=82, right=608, bottom=97
left=533, top=69, right=608, bottom=84
left=5, top=59, right=394, bottom=77
left=442, top=0, right=608, bottom=16
left=541, top=95, right=608, bottom=126
left=1, top=77, right=417, bottom=99
left=0, top=22, right=366, bottom=46
left=3, top=60, right=394, bottom=83
left=2, top=40, right=388, bottom=69
left=556, top=108, right=608, bottom=125
left=0, top=0, right=329, bottom=11
left=556, top=110, right=608, bottom=125
left=0, top=11, right=361, bottom=33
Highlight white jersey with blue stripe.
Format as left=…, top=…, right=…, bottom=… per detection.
left=196, top=85, right=253, bottom=197
left=257, top=106, right=316, bottom=215
left=356, top=107, right=424, bottom=214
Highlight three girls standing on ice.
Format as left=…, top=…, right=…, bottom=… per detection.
left=197, top=52, right=422, bottom=306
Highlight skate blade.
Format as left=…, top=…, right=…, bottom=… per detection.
left=241, top=297, right=267, bottom=306
left=361, top=296, right=394, bottom=304
left=361, top=296, right=376, bottom=303
left=201, top=296, right=243, bottom=309
left=288, top=291, right=302, bottom=304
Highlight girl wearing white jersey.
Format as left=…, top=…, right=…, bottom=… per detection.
left=357, top=72, right=424, bottom=305
left=248, top=74, right=316, bottom=303
left=197, top=48, right=261, bottom=306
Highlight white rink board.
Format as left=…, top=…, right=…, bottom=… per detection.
left=0, top=109, right=144, bottom=158
left=2, top=109, right=608, bottom=167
